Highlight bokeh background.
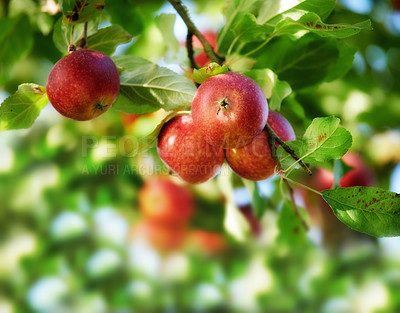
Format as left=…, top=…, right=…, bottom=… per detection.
left=1, top=0, right=400, bottom=312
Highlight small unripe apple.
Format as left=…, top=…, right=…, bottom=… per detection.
left=46, top=49, right=120, bottom=121
left=138, top=177, right=194, bottom=225
left=157, top=115, right=225, bottom=184
left=191, top=72, right=269, bottom=149
left=225, top=111, right=295, bottom=181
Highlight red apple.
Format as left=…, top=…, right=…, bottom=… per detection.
left=191, top=72, right=269, bottom=149
left=138, top=177, right=194, bottom=225
left=225, top=111, right=295, bottom=181
left=157, top=115, right=224, bottom=184
left=267, top=110, right=296, bottom=144
left=46, top=49, right=120, bottom=121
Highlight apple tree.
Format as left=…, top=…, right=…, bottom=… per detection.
left=0, top=0, right=400, bottom=311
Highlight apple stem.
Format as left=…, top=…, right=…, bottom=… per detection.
left=168, top=0, right=225, bottom=65
left=282, top=175, right=323, bottom=196
left=216, top=97, right=230, bottom=115
left=68, top=44, right=76, bottom=53
left=265, top=123, right=312, bottom=176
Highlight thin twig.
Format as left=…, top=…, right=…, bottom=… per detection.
left=283, top=178, right=309, bottom=231
left=267, top=127, right=309, bottom=231
left=186, top=30, right=198, bottom=70
left=265, top=123, right=312, bottom=176
left=77, top=22, right=88, bottom=49
left=168, top=0, right=224, bottom=65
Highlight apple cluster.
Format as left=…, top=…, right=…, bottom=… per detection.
left=45, top=50, right=295, bottom=185
left=157, top=72, right=296, bottom=184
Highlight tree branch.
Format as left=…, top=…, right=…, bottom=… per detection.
left=168, top=0, right=224, bottom=65
left=264, top=123, right=312, bottom=176
left=186, top=30, right=198, bottom=70
left=267, top=126, right=309, bottom=231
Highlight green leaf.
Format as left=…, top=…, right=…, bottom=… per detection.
left=274, top=12, right=372, bottom=39
left=113, top=55, right=197, bottom=113
left=254, top=33, right=354, bottom=89
left=105, top=0, right=147, bottom=36
left=257, top=0, right=300, bottom=24
left=301, top=116, right=352, bottom=163
left=193, top=63, right=230, bottom=84
left=282, top=0, right=336, bottom=22
left=0, top=84, right=48, bottom=131
left=0, top=15, right=33, bottom=83
left=258, top=0, right=336, bottom=35
left=60, top=0, right=104, bottom=23
left=155, top=13, right=179, bottom=55
left=322, top=187, right=400, bottom=237
left=325, top=42, right=357, bottom=82
left=217, top=0, right=263, bottom=54
left=232, top=13, right=274, bottom=43
left=86, top=25, right=132, bottom=56
left=112, top=94, right=159, bottom=115
left=277, top=201, right=308, bottom=246
left=242, top=69, right=291, bottom=111
left=53, top=17, right=75, bottom=53
left=276, top=116, right=352, bottom=169
left=53, top=17, right=99, bottom=53
left=59, top=0, right=75, bottom=14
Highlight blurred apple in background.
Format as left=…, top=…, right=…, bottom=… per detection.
left=120, top=113, right=140, bottom=130
left=192, top=31, right=218, bottom=67
left=138, top=177, right=194, bottom=225
left=314, top=152, right=375, bottom=191
left=130, top=220, right=187, bottom=252
left=187, top=230, right=226, bottom=255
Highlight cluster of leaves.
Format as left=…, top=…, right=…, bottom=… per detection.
left=0, top=0, right=399, bottom=238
